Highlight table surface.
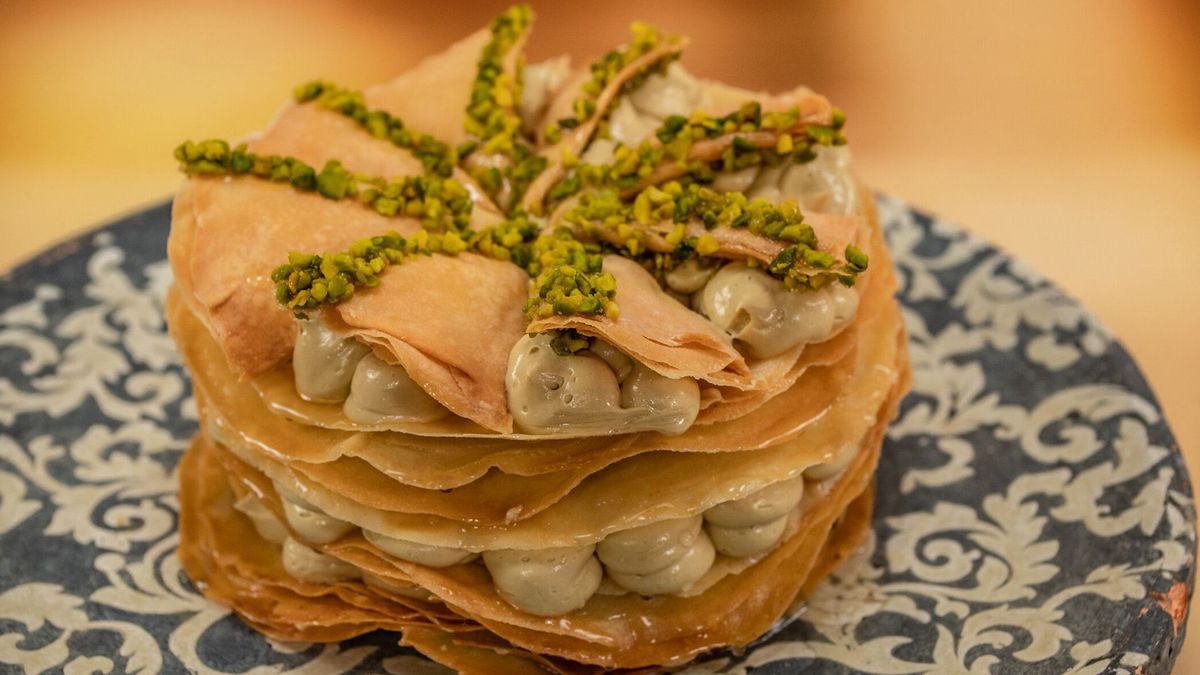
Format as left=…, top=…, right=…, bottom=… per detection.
left=2, top=0, right=1197, bottom=669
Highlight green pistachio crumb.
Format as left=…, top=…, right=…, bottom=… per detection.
left=174, top=140, right=472, bottom=234
left=562, top=181, right=865, bottom=291
left=549, top=329, right=590, bottom=356
left=542, top=21, right=681, bottom=146
left=180, top=13, right=861, bottom=323
left=292, top=80, right=456, bottom=177
left=544, top=102, right=848, bottom=202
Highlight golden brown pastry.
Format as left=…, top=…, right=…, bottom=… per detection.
left=168, top=5, right=911, bottom=671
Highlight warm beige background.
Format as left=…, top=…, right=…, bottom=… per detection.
left=2, top=0, right=1198, bottom=668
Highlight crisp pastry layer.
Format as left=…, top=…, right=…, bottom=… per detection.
left=167, top=8, right=915, bottom=671
left=172, top=212, right=910, bottom=670
left=168, top=34, right=880, bottom=437
left=172, top=293, right=902, bottom=547
left=179, top=410, right=891, bottom=671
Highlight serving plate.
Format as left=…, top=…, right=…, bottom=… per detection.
left=0, top=196, right=1191, bottom=674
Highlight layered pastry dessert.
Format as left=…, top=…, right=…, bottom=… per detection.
left=167, top=6, right=911, bottom=671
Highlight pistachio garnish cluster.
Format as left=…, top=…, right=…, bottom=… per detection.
left=271, top=231, right=462, bottom=314
left=548, top=102, right=848, bottom=204
left=267, top=218, right=536, bottom=314
left=177, top=4, right=863, bottom=326
left=267, top=214, right=615, bottom=321
left=542, top=22, right=680, bottom=144
left=564, top=181, right=868, bottom=289
left=464, top=4, right=532, bottom=155
left=174, top=140, right=472, bottom=233
left=294, top=81, right=456, bottom=177
left=524, top=227, right=617, bottom=319
left=653, top=102, right=847, bottom=164
left=459, top=5, right=548, bottom=212
left=548, top=329, right=591, bottom=356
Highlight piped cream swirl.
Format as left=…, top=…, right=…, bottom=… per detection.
left=703, top=476, right=805, bottom=558
left=506, top=334, right=699, bottom=435
left=597, top=515, right=715, bottom=595
left=482, top=545, right=603, bottom=616
left=695, top=263, right=859, bottom=359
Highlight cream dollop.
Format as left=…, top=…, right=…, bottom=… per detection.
left=695, top=262, right=859, bottom=359
left=619, top=363, right=700, bottom=436
left=292, top=318, right=370, bottom=403
left=343, top=353, right=448, bottom=425
left=626, top=62, right=706, bottom=121
left=664, top=259, right=718, bottom=296
left=710, top=166, right=760, bottom=195
left=232, top=493, right=288, bottom=545
left=363, top=529, right=478, bottom=568
left=275, top=484, right=355, bottom=545
left=706, top=517, right=789, bottom=558
left=597, top=516, right=715, bottom=595
left=704, top=476, right=805, bottom=528
left=587, top=340, right=634, bottom=382
left=703, top=476, right=805, bottom=557
left=483, top=545, right=602, bottom=616
left=581, top=63, right=708, bottom=164
left=745, top=145, right=859, bottom=216
left=603, top=99, right=661, bottom=153
left=803, top=441, right=859, bottom=480
left=281, top=537, right=360, bottom=583
left=506, top=334, right=699, bottom=435
left=507, top=334, right=623, bottom=433
left=521, top=56, right=571, bottom=137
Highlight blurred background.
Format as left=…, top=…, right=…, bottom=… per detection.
left=1, top=0, right=1198, bottom=666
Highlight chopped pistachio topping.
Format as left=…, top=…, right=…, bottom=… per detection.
left=542, top=22, right=680, bottom=145
left=467, top=143, right=548, bottom=213
left=563, top=181, right=867, bottom=290
left=460, top=5, right=548, bottom=212
left=523, top=227, right=618, bottom=319
left=174, top=139, right=472, bottom=233
left=182, top=6, right=866, bottom=326
left=546, top=102, right=848, bottom=205
left=269, top=214, right=538, bottom=315
left=468, top=212, right=541, bottom=267
left=268, top=211, right=618, bottom=320
left=270, top=230, right=469, bottom=315
left=549, top=329, right=590, bottom=356
left=294, top=81, right=456, bottom=177
left=465, top=4, right=533, bottom=155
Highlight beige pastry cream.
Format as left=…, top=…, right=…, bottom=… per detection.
left=803, top=441, right=859, bottom=481
left=232, top=492, right=288, bottom=546
left=506, top=334, right=699, bottom=435
left=292, top=317, right=450, bottom=425
left=245, top=468, right=858, bottom=614
left=597, top=515, right=716, bottom=595
left=744, top=145, right=859, bottom=216
left=343, top=353, right=448, bottom=425
left=695, top=262, right=859, bottom=359
left=664, top=259, right=718, bottom=296
left=706, top=517, right=790, bottom=558
left=281, top=536, right=360, bottom=583
left=292, top=318, right=371, bottom=403
left=581, top=63, right=708, bottom=164
left=275, top=483, right=355, bottom=545
left=363, top=529, right=478, bottom=568
left=482, top=545, right=603, bottom=616
left=702, top=475, right=805, bottom=558
left=521, top=56, right=571, bottom=136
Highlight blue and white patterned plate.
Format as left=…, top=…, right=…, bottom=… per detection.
left=0, top=196, right=1192, bottom=674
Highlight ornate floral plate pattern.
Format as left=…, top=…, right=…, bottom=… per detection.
left=0, top=196, right=1192, bottom=674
